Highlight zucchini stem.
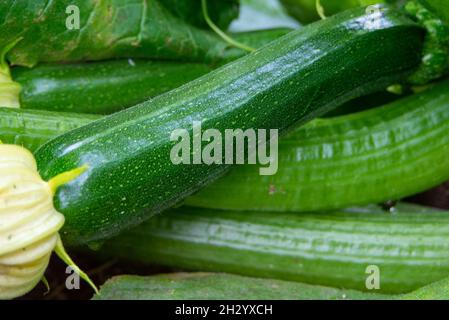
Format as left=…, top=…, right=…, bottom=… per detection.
left=201, top=0, right=255, bottom=53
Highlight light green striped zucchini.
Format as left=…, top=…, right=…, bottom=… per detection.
left=33, top=5, right=424, bottom=245
left=0, top=108, right=100, bottom=152
left=92, top=203, right=449, bottom=294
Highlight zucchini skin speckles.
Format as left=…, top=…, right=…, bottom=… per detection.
left=35, top=6, right=424, bottom=245
left=186, top=79, right=449, bottom=212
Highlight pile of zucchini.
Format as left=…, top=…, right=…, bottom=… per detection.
left=1, top=0, right=449, bottom=300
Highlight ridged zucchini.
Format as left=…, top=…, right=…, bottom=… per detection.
left=34, top=6, right=423, bottom=245
left=187, top=79, right=449, bottom=212
left=93, top=273, right=388, bottom=300
left=94, top=204, right=449, bottom=294
left=0, top=108, right=100, bottom=152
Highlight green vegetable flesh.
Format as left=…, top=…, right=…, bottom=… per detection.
left=93, top=273, right=388, bottom=300
left=35, top=6, right=423, bottom=245
left=0, top=0, right=238, bottom=67
left=96, top=204, right=449, bottom=293
left=12, top=60, right=212, bottom=114
left=187, top=80, right=449, bottom=212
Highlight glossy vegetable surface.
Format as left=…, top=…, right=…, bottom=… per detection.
left=11, top=28, right=291, bottom=114
left=13, top=61, right=211, bottom=114
left=2, top=79, right=446, bottom=213
left=187, top=80, right=449, bottom=212
left=35, top=6, right=423, bottom=245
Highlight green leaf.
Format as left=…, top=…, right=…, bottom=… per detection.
left=0, top=0, right=238, bottom=67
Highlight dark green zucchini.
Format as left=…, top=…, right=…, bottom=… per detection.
left=10, top=29, right=290, bottom=114
left=93, top=273, right=388, bottom=300
left=35, top=6, right=423, bottom=245
left=12, top=61, right=212, bottom=114
left=186, top=79, right=449, bottom=212
left=94, top=203, right=449, bottom=294
left=2, top=79, right=445, bottom=214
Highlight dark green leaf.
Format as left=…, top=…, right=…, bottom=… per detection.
left=0, top=0, right=237, bottom=67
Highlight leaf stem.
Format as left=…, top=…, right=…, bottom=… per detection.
left=201, top=0, right=255, bottom=53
